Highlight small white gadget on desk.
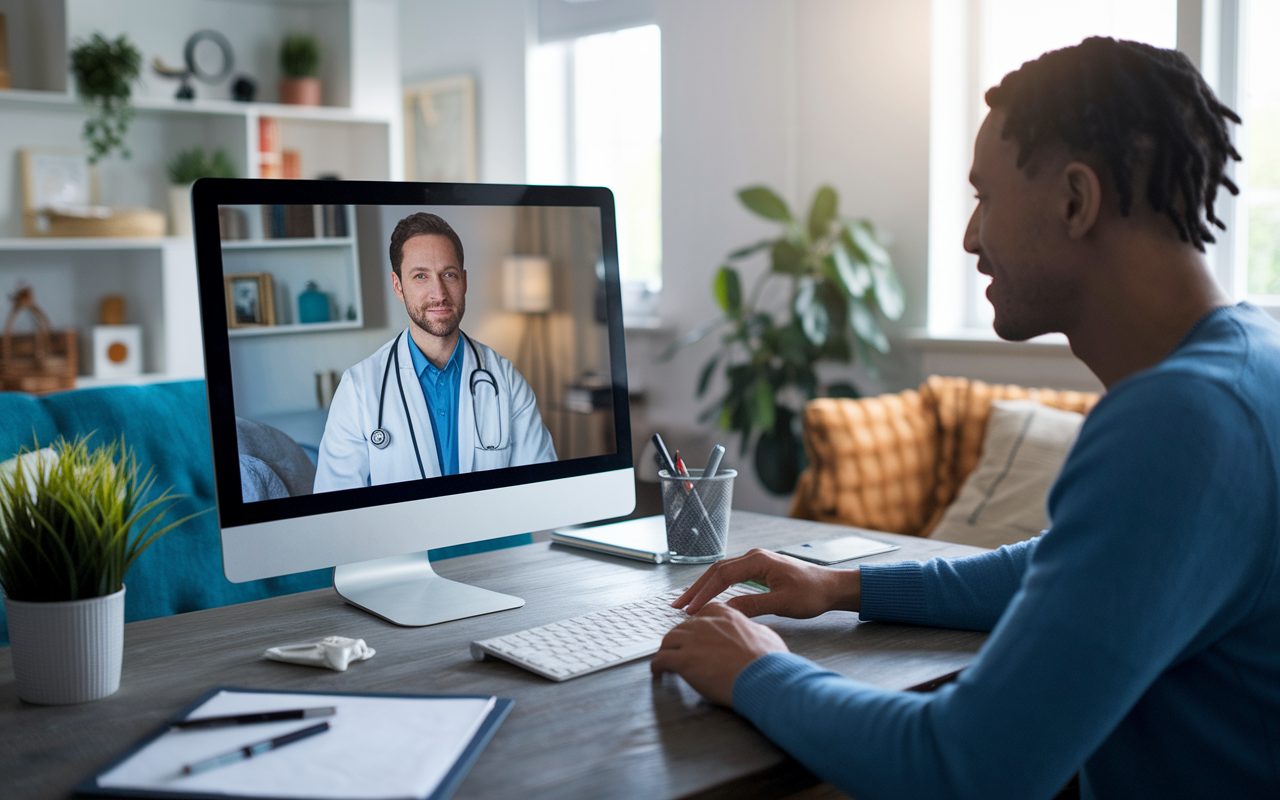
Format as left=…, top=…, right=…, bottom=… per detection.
left=550, top=515, right=670, bottom=563
left=471, top=583, right=765, bottom=681
left=778, top=533, right=900, bottom=565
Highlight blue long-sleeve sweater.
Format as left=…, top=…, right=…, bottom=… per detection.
left=734, top=304, right=1280, bottom=799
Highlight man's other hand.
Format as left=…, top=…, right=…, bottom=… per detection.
left=650, top=603, right=788, bottom=706
left=672, top=548, right=862, bottom=619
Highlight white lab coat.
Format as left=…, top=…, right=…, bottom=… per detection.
left=314, top=329, right=557, bottom=491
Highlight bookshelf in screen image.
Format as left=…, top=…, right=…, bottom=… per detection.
left=219, top=204, right=362, bottom=337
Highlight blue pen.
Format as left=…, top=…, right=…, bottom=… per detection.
left=181, top=721, right=330, bottom=776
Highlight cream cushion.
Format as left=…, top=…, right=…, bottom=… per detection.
left=928, top=399, right=1084, bottom=549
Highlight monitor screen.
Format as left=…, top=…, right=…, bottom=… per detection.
left=192, top=180, right=635, bottom=612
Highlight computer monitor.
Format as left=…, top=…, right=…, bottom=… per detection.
left=191, top=179, right=635, bottom=626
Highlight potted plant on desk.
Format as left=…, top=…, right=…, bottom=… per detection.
left=0, top=438, right=196, bottom=704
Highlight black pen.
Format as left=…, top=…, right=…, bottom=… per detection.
left=172, top=706, right=336, bottom=730
left=182, top=721, right=330, bottom=776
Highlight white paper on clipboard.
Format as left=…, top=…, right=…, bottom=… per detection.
left=96, top=690, right=496, bottom=799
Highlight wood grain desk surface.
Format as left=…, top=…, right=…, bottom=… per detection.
left=0, top=512, right=987, bottom=799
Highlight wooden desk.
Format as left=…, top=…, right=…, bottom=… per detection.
left=0, top=512, right=987, bottom=799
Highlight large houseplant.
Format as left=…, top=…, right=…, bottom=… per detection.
left=664, top=184, right=904, bottom=495
left=69, top=33, right=142, bottom=163
left=0, top=438, right=196, bottom=703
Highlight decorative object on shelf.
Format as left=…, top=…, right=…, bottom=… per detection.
left=258, top=116, right=282, bottom=178
left=92, top=325, right=141, bottom=379
left=0, top=437, right=198, bottom=704
left=298, top=281, right=331, bottom=324
left=69, top=33, right=142, bottom=163
left=404, top=75, right=478, bottom=182
left=99, top=295, right=126, bottom=326
left=279, top=33, right=321, bottom=105
left=166, top=147, right=236, bottom=236
left=282, top=149, right=302, bottom=179
left=218, top=206, right=248, bottom=240
left=232, top=75, right=256, bottom=102
left=20, top=148, right=165, bottom=238
left=152, top=29, right=234, bottom=101
left=0, top=12, right=10, bottom=90
left=661, top=184, right=906, bottom=495
left=225, top=272, right=276, bottom=328
left=0, top=285, right=77, bottom=394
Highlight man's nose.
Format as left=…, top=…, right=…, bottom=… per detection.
left=963, top=206, right=980, bottom=255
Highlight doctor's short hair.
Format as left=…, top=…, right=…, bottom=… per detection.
left=389, top=213, right=465, bottom=277
left=985, top=36, right=1241, bottom=251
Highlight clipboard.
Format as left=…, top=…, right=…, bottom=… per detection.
left=75, top=686, right=513, bottom=800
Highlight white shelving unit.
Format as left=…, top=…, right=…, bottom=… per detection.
left=0, top=0, right=401, bottom=389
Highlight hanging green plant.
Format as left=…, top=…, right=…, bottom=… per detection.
left=70, top=33, right=142, bottom=163
left=661, top=184, right=905, bottom=495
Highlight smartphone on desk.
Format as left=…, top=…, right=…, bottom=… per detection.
left=778, top=534, right=899, bottom=565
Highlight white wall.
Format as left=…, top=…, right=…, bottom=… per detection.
left=398, top=0, right=530, bottom=184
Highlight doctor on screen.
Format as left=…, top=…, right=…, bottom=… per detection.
left=314, top=213, right=556, bottom=492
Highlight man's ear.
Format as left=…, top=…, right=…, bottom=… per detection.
left=1061, top=161, right=1102, bottom=240
left=390, top=270, right=405, bottom=303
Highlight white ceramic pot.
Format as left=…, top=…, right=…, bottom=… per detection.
left=4, top=586, right=125, bottom=704
left=169, top=183, right=193, bottom=236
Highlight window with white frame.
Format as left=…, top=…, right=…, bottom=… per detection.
left=527, top=24, right=663, bottom=300
left=1240, top=0, right=1280, bottom=296
left=929, top=0, right=1195, bottom=333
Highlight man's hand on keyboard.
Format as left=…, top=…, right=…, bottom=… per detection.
left=671, top=548, right=862, bottom=619
left=650, top=603, right=787, bottom=707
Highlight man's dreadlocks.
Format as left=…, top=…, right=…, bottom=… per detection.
left=986, top=36, right=1241, bottom=251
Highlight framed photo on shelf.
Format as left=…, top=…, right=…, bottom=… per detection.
left=225, top=273, right=276, bottom=328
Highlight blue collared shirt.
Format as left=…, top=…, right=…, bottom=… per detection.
left=407, top=335, right=463, bottom=476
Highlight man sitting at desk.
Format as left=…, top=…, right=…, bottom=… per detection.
left=653, top=38, right=1280, bottom=798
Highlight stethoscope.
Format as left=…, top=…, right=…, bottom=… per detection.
left=370, top=330, right=503, bottom=480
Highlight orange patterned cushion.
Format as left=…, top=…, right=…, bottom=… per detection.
left=790, top=376, right=1100, bottom=536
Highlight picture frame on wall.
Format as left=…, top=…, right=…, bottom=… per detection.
left=403, top=75, right=478, bottom=183
left=225, top=273, right=276, bottom=328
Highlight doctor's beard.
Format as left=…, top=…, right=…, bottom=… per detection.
left=407, top=298, right=465, bottom=339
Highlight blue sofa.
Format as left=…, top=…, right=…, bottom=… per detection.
left=0, top=380, right=528, bottom=645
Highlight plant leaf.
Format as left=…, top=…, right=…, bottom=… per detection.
left=657, top=315, right=728, bottom=361
left=849, top=299, right=890, bottom=353
left=848, top=221, right=891, bottom=266
left=738, top=186, right=792, bottom=222
left=807, top=185, right=838, bottom=241
left=770, top=239, right=806, bottom=275
left=832, top=243, right=872, bottom=297
left=753, top=407, right=805, bottom=495
left=752, top=380, right=777, bottom=438
left=794, top=278, right=831, bottom=346
left=696, top=354, right=720, bottom=398
left=728, top=239, right=775, bottom=259
left=870, top=260, right=906, bottom=321
left=713, top=266, right=743, bottom=314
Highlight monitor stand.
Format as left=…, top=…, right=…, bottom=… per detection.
left=333, top=550, right=524, bottom=627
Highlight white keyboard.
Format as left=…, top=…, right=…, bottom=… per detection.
left=469, top=583, right=765, bottom=681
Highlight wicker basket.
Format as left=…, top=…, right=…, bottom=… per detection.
left=0, top=287, right=78, bottom=394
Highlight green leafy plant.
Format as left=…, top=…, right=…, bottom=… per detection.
left=167, top=147, right=237, bottom=185
left=662, top=184, right=905, bottom=495
left=0, top=438, right=205, bottom=603
left=280, top=34, right=321, bottom=78
left=70, top=33, right=142, bottom=163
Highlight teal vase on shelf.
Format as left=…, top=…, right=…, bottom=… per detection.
left=298, top=281, right=331, bottom=324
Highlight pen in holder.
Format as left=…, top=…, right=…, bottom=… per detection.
left=659, top=468, right=735, bottom=563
